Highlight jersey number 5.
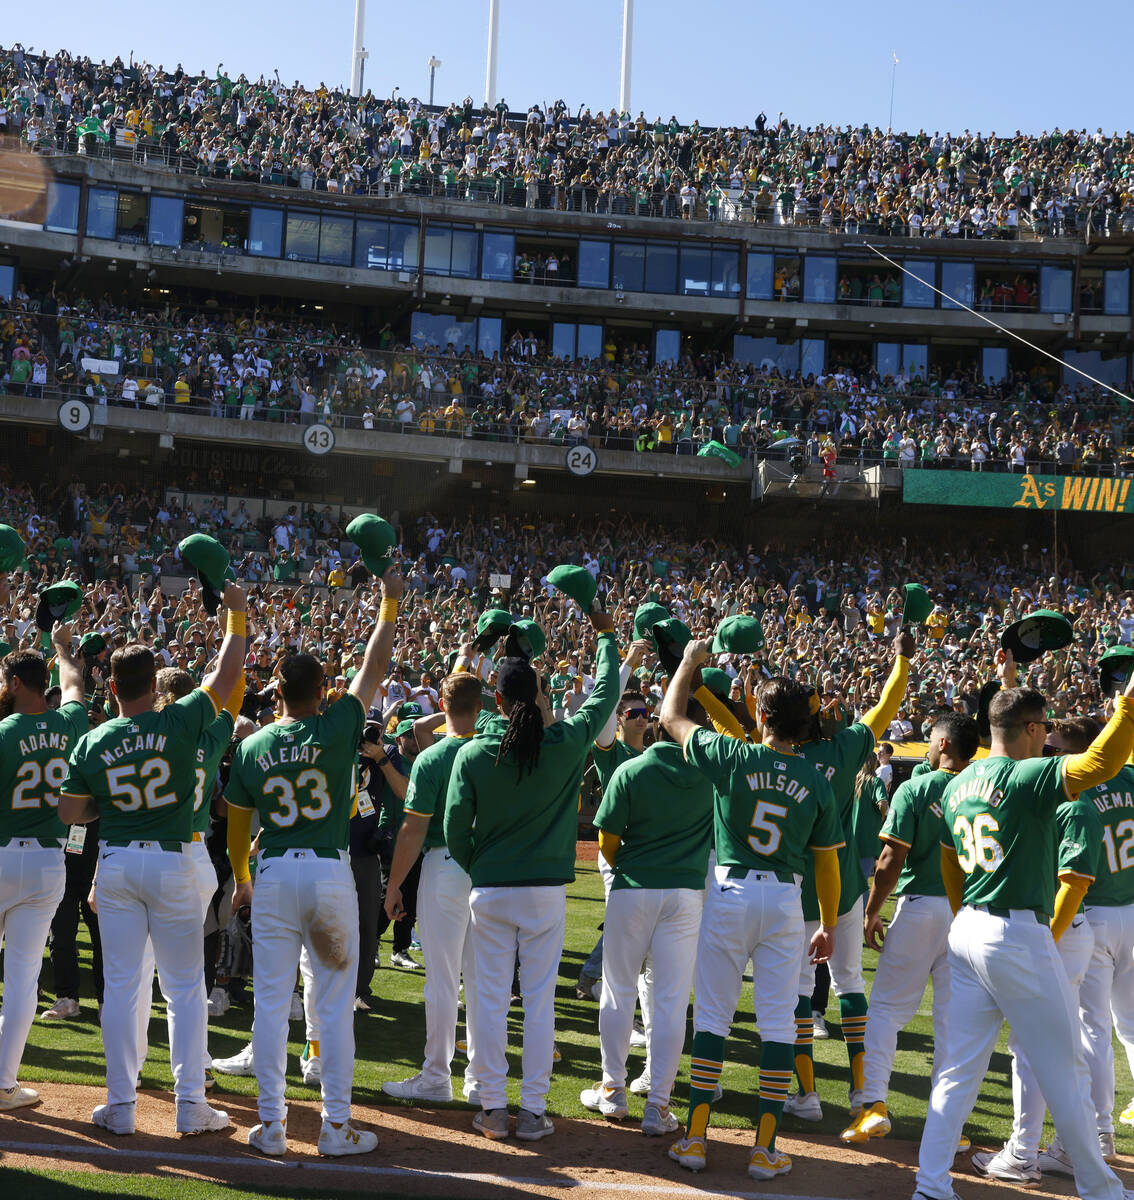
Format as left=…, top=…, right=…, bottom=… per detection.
left=748, top=800, right=788, bottom=855
left=953, top=813, right=1003, bottom=874
left=264, top=770, right=332, bottom=827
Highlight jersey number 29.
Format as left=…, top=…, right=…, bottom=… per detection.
left=12, top=758, right=68, bottom=809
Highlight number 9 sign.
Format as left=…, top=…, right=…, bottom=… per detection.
left=566, top=445, right=597, bottom=477
left=302, top=422, right=336, bottom=456
left=57, top=399, right=92, bottom=433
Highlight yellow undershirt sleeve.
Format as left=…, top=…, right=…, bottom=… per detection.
left=862, top=655, right=910, bottom=741
left=1063, top=698, right=1134, bottom=795
left=811, top=846, right=840, bottom=927
left=598, top=830, right=621, bottom=867
left=227, top=805, right=254, bottom=884
left=694, top=685, right=747, bottom=741
left=223, top=671, right=246, bottom=720
left=1051, top=874, right=1091, bottom=943
left=941, top=845, right=965, bottom=915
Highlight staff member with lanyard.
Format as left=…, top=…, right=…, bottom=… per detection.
left=445, top=564, right=619, bottom=1143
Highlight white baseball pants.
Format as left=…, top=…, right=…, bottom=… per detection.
left=916, top=906, right=1123, bottom=1200
left=598, top=855, right=654, bottom=1067
left=1081, top=903, right=1134, bottom=1134
left=251, top=851, right=358, bottom=1125
left=1008, top=916, right=1094, bottom=1158
left=0, top=843, right=66, bottom=1090
left=694, top=868, right=802, bottom=1045
left=467, top=884, right=564, bottom=1114
left=862, top=893, right=953, bottom=1102
left=96, top=842, right=209, bottom=1107
left=417, top=847, right=476, bottom=1090
left=599, top=886, right=703, bottom=1107
left=798, top=895, right=866, bottom=996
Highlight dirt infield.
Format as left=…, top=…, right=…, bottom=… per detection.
left=0, top=1085, right=1127, bottom=1199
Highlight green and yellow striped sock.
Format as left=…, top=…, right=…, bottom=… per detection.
left=756, top=1041, right=794, bottom=1151
left=686, top=1031, right=725, bottom=1140
left=793, top=995, right=815, bottom=1094
left=839, top=993, right=869, bottom=1093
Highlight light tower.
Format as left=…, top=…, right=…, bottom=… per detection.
left=620, top=0, right=633, bottom=114
left=351, top=0, right=369, bottom=96
left=485, top=0, right=500, bottom=107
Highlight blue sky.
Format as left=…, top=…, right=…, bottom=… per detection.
left=10, top=1, right=1133, bottom=134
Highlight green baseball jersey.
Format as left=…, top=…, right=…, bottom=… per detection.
left=592, top=737, right=640, bottom=791
left=880, top=769, right=955, bottom=897
left=852, top=775, right=889, bottom=860
left=1081, top=764, right=1134, bottom=906
left=1055, top=797, right=1101, bottom=917
left=0, top=702, right=89, bottom=840
left=375, top=750, right=413, bottom=832
left=594, top=741, right=714, bottom=891
left=63, top=690, right=219, bottom=843
left=404, top=732, right=473, bottom=850
left=226, top=693, right=365, bottom=854
left=941, top=754, right=1070, bottom=914
left=445, top=633, right=620, bottom=887
left=192, top=711, right=235, bottom=836
left=682, top=728, right=843, bottom=878
left=798, top=723, right=875, bottom=917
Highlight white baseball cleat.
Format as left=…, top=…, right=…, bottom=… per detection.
left=783, top=1090, right=823, bottom=1121
left=318, top=1120, right=378, bottom=1156
left=668, top=1134, right=707, bottom=1172
left=299, top=1044, right=322, bottom=1086
left=629, top=1072, right=651, bottom=1095
left=971, top=1146, right=1041, bottom=1184
left=41, top=997, right=80, bottom=1021
left=382, top=1073, right=453, bottom=1103
left=812, top=1014, right=830, bottom=1039
left=176, top=1101, right=230, bottom=1135
left=248, top=1120, right=287, bottom=1156
left=92, top=1102, right=136, bottom=1135
left=211, top=1043, right=255, bottom=1076
left=641, top=1103, right=679, bottom=1136
left=629, top=1021, right=647, bottom=1048
left=1036, top=1137, right=1074, bottom=1177
left=0, top=1085, right=40, bottom=1110
left=579, top=1083, right=629, bottom=1119
left=748, top=1144, right=792, bottom=1180
left=207, top=987, right=230, bottom=1017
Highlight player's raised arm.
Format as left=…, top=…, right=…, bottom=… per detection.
left=1061, top=672, right=1134, bottom=794
left=51, top=622, right=85, bottom=707
left=201, top=581, right=248, bottom=712
left=861, top=631, right=914, bottom=740
left=660, top=638, right=711, bottom=749
left=350, top=568, right=404, bottom=705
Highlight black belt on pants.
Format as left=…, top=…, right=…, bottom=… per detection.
left=973, top=903, right=1044, bottom=924
left=726, top=865, right=796, bottom=885
left=261, top=847, right=343, bottom=860
left=105, top=839, right=183, bottom=853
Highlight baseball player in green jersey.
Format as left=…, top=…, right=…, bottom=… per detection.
left=661, top=639, right=843, bottom=1182
left=972, top=714, right=1106, bottom=1182
left=444, top=600, right=619, bottom=1142
left=1055, top=723, right=1134, bottom=1165
left=582, top=720, right=714, bottom=1136
left=133, top=666, right=244, bottom=1085
left=914, top=668, right=1134, bottom=1200
left=788, top=632, right=914, bottom=1123
left=381, top=672, right=482, bottom=1105
left=225, top=567, right=403, bottom=1158
left=59, top=584, right=247, bottom=1137
left=841, top=712, right=980, bottom=1146
left=0, top=621, right=87, bottom=1110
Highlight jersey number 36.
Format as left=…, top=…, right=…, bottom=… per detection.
left=953, top=813, right=1003, bottom=874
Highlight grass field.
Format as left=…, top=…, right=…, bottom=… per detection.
left=10, top=854, right=1134, bottom=1196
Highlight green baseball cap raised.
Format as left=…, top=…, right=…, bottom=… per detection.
left=36, top=580, right=84, bottom=633
left=547, top=564, right=598, bottom=611
left=0, top=523, right=27, bottom=572
left=178, top=533, right=233, bottom=616
left=1001, top=609, right=1073, bottom=665
left=901, top=583, right=934, bottom=626
left=473, top=608, right=514, bottom=653
left=505, top=618, right=546, bottom=662
left=1099, top=646, right=1134, bottom=697
left=345, top=513, right=397, bottom=577
left=701, top=666, right=733, bottom=700
left=632, top=601, right=669, bottom=641
left=712, top=614, right=764, bottom=655
left=79, top=631, right=107, bottom=658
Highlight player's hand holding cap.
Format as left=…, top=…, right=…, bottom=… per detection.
left=632, top=600, right=670, bottom=641
left=472, top=607, right=514, bottom=653
left=712, top=614, right=765, bottom=655
left=345, top=513, right=398, bottom=577
left=1100, top=646, right=1134, bottom=697
left=0, top=523, right=27, bottom=572
left=900, top=582, right=933, bottom=626
left=35, top=580, right=84, bottom=633
left=178, top=533, right=234, bottom=616
left=701, top=666, right=733, bottom=700
left=505, top=618, right=546, bottom=661
left=651, top=616, right=693, bottom=677
left=547, top=564, right=598, bottom=611
left=1000, top=608, right=1073, bottom=664
left=80, top=631, right=106, bottom=657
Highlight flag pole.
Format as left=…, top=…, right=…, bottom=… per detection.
left=888, top=51, right=898, bottom=131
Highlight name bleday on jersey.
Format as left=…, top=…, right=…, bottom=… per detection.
left=254, top=743, right=324, bottom=772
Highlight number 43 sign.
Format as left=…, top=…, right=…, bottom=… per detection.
left=303, top=423, right=336, bottom=456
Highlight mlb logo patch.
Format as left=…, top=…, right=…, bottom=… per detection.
left=775, top=761, right=787, bottom=771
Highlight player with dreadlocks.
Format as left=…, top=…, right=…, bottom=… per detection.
left=445, top=584, right=619, bottom=1143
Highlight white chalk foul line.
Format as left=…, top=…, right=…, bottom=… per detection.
left=0, top=1137, right=853, bottom=1200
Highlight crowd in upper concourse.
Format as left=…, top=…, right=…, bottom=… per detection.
left=2, top=284, right=1133, bottom=474
left=5, top=42, right=1134, bottom=236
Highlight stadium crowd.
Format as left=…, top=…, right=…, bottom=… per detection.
left=3, top=286, right=1132, bottom=473
left=6, top=42, right=1134, bottom=236
left=2, top=472, right=1132, bottom=735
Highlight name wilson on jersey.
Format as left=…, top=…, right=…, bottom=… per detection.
left=746, top=768, right=811, bottom=802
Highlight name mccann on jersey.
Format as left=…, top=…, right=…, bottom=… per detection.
left=1092, top=789, right=1134, bottom=813
left=18, top=732, right=70, bottom=756
left=254, top=744, right=324, bottom=773
left=746, top=770, right=811, bottom=802
left=99, top=733, right=168, bottom=767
